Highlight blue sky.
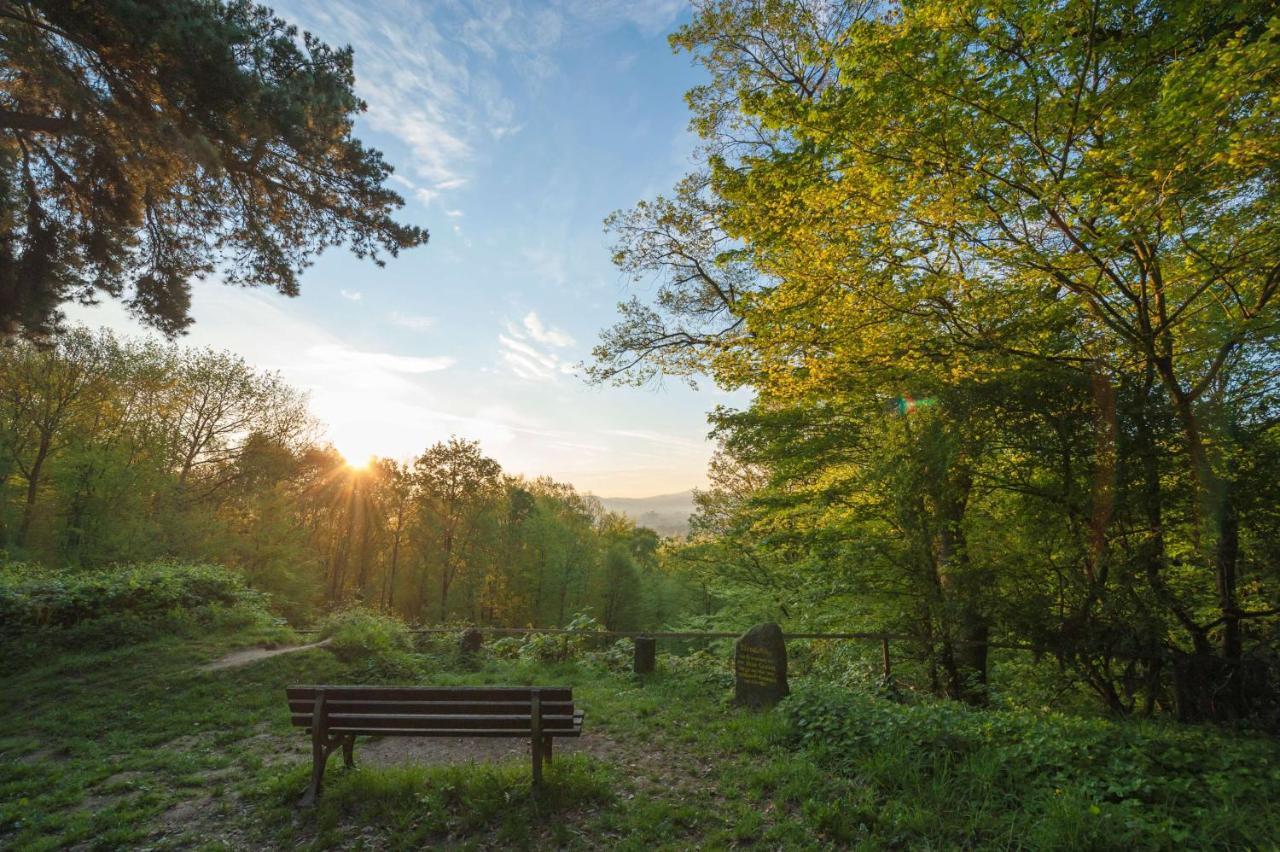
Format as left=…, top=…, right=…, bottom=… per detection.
left=71, top=0, right=750, bottom=498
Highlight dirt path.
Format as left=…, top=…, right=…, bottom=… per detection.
left=356, top=726, right=718, bottom=796
left=200, top=638, right=332, bottom=671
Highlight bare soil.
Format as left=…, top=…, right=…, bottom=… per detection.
left=200, top=639, right=332, bottom=671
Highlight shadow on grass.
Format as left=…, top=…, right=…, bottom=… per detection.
left=253, top=754, right=616, bottom=848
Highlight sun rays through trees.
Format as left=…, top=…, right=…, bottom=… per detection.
left=0, top=329, right=695, bottom=628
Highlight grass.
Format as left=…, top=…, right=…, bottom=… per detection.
left=2, top=625, right=1278, bottom=850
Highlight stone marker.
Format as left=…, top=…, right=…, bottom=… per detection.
left=459, top=627, right=483, bottom=655
left=633, top=635, right=656, bottom=674
left=734, top=622, right=788, bottom=708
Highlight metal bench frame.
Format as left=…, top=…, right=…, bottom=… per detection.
left=286, top=684, right=584, bottom=805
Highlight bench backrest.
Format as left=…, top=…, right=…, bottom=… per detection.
left=286, top=685, right=577, bottom=736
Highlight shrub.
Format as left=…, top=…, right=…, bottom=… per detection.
left=782, top=684, right=1280, bottom=847
left=0, top=560, right=273, bottom=641
left=484, top=613, right=610, bottom=663
left=587, top=638, right=635, bottom=672
left=488, top=635, right=524, bottom=660
left=661, top=648, right=734, bottom=688
left=317, top=608, right=416, bottom=677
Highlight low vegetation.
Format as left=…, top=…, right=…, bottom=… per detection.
left=0, top=561, right=287, bottom=672
left=2, top=604, right=1277, bottom=850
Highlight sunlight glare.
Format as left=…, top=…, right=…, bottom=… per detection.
left=346, top=455, right=374, bottom=471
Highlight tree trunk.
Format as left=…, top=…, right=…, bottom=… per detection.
left=439, top=566, right=451, bottom=622
left=17, top=435, right=51, bottom=546
left=1132, top=376, right=1211, bottom=655
left=1154, top=357, right=1246, bottom=717
left=384, top=520, right=403, bottom=609
left=936, top=471, right=988, bottom=705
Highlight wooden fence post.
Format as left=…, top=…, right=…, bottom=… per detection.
left=530, top=688, right=543, bottom=786
left=634, top=635, right=656, bottom=674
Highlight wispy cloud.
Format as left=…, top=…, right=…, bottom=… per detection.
left=307, top=344, right=455, bottom=374
left=558, top=0, right=684, bottom=37
left=522, top=311, right=574, bottom=347
left=498, top=311, right=576, bottom=381
left=388, top=311, right=437, bottom=331
left=67, top=282, right=713, bottom=495
left=605, top=428, right=707, bottom=452
left=274, top=0, right=685, bottom=204
left=340, top=289, right=363, bottom=302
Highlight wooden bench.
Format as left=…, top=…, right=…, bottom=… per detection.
left=286, top=684, right=585, bottom=804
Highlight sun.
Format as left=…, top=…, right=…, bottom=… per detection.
left=330, top=434, right=378, bottom=470
left=339, top=451, right=376, bottom=471
left=329, top=428, right=383, bottom=470
left=345, top=455, right=374, bottom=471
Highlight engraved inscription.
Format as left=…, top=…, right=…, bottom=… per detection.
left=733, top=622, right=788, bottom=708
left=736, top=645, right=777, bottom=686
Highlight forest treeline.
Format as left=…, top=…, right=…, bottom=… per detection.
left=591, top=0, right=1280, bottom=723
left=0, top=329, right=696, bottom=629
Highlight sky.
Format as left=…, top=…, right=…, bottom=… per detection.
left=70, top=0, right=751, bottom=498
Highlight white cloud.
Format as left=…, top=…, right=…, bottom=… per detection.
left=522, top=311, right=574, bottom=347
left=307, top=343, right=454, bottom=374
left=340, top=289, right=363, bottom=302
left=491, top=123, right=524, bottom=140
left=62, top=283, right=713, bottom=495
left=556, top=0, right=683, bottom=37
left=497, top=312, right=577, bottom=381
left=272, top=0, right=685, bottom=202
left=444, top=209, right=464, bottom=218
left=389, top=311, right=437, bottom=331
left=500, top=334, right=558, bottom=370
left=605, top=428, right=707, bottom=452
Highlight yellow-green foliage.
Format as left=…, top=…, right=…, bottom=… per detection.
left=317, top=608, right=412, bottom=663
left=784, top=685, right=1280, bottom=847
left=0, top=561, right=274, bottom=641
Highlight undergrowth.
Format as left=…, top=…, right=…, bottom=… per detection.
left=3, top=618, right=1279, bottom=849
left=782, top=685, right=1280, bottom=848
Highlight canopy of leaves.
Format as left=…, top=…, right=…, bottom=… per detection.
left=0, top=0, right=428, bottom=337
left=596, top=0, right=1280, bottom=720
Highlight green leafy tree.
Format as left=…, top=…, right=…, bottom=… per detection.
left=0, top=0, right=427, bottom=336
left=412, top=437, right=503, bottom=622
left=598, top=0, right=1280, bottom=716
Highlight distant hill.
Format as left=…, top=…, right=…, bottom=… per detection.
left=597, top=489, right=696, bottom=537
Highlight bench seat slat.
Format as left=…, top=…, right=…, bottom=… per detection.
left=321, top=726, right=583, bottom=737
left=289, top=713, right=579, bottom=729
left=287, top=686, right=572, bottom=702
left=287, top=700, right=575, bottom=715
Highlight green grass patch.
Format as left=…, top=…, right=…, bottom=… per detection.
left=2, top=629, right=1278, bottom=849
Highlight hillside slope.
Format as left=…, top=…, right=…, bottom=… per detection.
left=4, top=624, right=1279, bottom=849
left=596, top=490, right=696, bottom=537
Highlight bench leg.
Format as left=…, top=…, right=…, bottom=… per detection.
left=300, top=736, right=328, bottom=807
left=531, top=736, right=543, bottom=787
left=342, top=735, right=355, bottom=768
left=543, top=736, right=553, bottom=765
